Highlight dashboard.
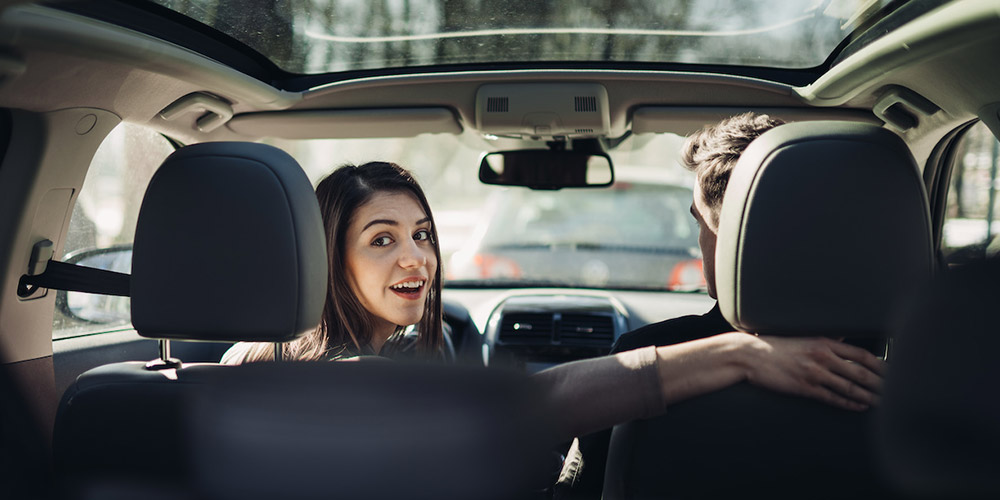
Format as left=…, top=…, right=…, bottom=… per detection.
left=442, top=288, right=715, bottom=371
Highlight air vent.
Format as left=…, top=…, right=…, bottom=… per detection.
left=486, top=97, right=509, bottom=113
left=574, top=96, right=598, bottom=112
left=559, top=314, right=614, bottom=345
left=499, top=313, right=553, bottom=344
left=575, top=128, right=594, bottom=134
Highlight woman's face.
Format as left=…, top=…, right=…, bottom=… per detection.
left=344, top=190, right=437, bottom=337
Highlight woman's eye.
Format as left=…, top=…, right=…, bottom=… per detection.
left=372, top=236, right=393, bottom=247
left=414, top=229, right=431, bottom=241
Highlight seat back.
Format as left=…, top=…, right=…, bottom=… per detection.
left=604, top=122, right=934, bottom=499
left=54, top=142, right=327, bottom=488
left=186, top=361, right=553, bottom=500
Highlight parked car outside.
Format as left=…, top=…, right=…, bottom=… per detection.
left=448, top=179, right=705, bottom=291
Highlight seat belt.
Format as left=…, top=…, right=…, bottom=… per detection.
left=18, top=259, right=130, bottom=297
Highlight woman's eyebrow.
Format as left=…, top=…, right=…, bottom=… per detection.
left=362, top=219, right=397, bottom=231
left=362, top=216, right=430, bottom=232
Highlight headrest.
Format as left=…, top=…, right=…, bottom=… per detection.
left=131, top=142, right=327, bottom=342
left=716, top=121, right=933, bottom=337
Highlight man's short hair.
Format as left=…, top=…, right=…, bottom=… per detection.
left=680, top=112, right=784, bottom=228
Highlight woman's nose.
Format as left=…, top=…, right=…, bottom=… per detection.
left=398, top=239, right=427, bottom=268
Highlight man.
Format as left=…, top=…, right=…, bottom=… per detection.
left=614, top=111, right=784, bottom=351
left=556, top=112, right=785, bottom=496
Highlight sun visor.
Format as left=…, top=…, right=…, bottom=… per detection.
left=227, top=108, right=462, bottom=139
left=631, top=107, right=879, bottom=136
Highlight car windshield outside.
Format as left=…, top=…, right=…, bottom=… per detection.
left=149, top=0, right=903, bottom=73
left=447, top=182, right=702, bottom=290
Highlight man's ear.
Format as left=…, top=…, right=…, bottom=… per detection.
left=707, top=209, right=721, bottom=235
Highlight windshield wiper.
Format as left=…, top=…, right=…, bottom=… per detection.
left=573, top=243, right=696, bottom=256
left=444, top=279, right=706, bottom=293
left=444, top=278, right=575, bottom=289
left=486, top=242, right=696, bottom=256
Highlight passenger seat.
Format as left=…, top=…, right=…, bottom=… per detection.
left=53, top=142, right=328, bottom=491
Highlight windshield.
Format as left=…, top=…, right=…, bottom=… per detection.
left=149, top=0, right=904, bottom=73
left=270, top=131, right=703, bottom=291
left=480, top=185, right=697, bottom=250
left=448, top=183, right=701, bottom=289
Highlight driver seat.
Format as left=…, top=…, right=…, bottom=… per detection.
left=603, top=121, right=935, bottom=499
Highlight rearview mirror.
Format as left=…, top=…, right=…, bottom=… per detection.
left=479, top=150, right=614, bottom=190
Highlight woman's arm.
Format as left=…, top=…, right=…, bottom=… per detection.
left=652, top=333, right=883, bottom=411
left=534, top=332, right=883, bottom=440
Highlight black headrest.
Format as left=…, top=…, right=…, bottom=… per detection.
left=716, top=121, right=934, bottom=337
left=131, top=142, right=327, bottom=342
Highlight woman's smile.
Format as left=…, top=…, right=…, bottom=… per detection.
left=389, top=277, right=427, bottom=299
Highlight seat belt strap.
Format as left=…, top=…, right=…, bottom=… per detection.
left=18, top=260, right=130, bottom=297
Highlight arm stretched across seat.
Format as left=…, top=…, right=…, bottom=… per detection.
left=535, top=332, right=883, bottom=441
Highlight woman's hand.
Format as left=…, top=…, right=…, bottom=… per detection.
left=652, top=333, right=884, bottom=412
left=741, top=335, right=884, bottom=411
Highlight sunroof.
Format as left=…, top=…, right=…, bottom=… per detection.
left=148, top=0, right=906, bottom=75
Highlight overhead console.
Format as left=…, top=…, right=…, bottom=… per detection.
left=484, top=293, right=629, bottom=372
left=475, top=83, right=610, bottom=140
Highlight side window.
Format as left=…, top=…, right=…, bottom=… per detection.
left=52, top=123, right=174, bottom=339
left=942, top=121, right=1000, bottom=265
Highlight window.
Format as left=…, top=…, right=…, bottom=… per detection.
left=942, top=121, right=1000, bottom=265
left=52, top=123, right=174, bottom=339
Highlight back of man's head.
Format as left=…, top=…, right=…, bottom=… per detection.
left=681, top=112, right=784, bottom=228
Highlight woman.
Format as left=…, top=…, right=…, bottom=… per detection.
left=222, top=161, right=443, bottom=363
left=224, top=161, right=882, bottom=438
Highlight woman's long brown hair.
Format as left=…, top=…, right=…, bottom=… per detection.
left=240, top=162, right=443, bottom=362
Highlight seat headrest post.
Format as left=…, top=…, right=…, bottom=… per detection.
left=144, top=339, right=182, bottom=370
left=273, top=343, right=283, bottom=362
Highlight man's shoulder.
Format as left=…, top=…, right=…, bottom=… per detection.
left=611, top=303, right=731, bottom=353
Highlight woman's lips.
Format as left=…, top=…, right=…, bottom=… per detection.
left=389, top=279, right=426, bottom=300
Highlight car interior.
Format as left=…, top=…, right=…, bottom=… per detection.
left=1, top=0, right=1000, bottom=498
